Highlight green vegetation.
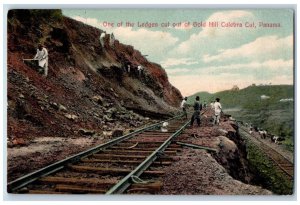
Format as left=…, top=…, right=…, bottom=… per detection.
left=189, top=85, right=294, bottom=151
left=240, top=131, right=293, bottom=194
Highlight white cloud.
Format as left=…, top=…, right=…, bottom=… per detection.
left=203, top=35, right=293, bottom=62
left=200, top=59, right=293, bottom=73
left=160, top=58, right=198, bottom=68
left=113, top=27, right=179, bottom=58
left=169, top=70, right=293, bottom=96
left=168, top=58, right=293, bottom=95
left=72, top=16, right=179, bottom=60
left=172, top=10, right=254, bottom=55
left=169, top=73, right=247, bottom=95
left=73, top=16, right=103, bottom=28
left=165, top=68, right=191, bottom=75
left=201, top=10, right=254, bottom=37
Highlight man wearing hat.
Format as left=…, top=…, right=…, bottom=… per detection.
left=34, top=43, right=48, bottom=77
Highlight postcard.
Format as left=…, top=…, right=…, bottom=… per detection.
left=6, top=7, right=294, bottom=198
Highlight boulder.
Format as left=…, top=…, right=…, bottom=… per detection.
left=218, top=136, right=237, bottom=153
left=79, top=128, right=95, bottom=136
left=12, top=138, right=27, bottom=146
left=103, top=115, right=114, bottom=122
left=102, top=131, right=113, bottom=137
left=58, top=104, right=67, bottom=112
left=65, top=114, right=78, bottom=120
left=106, top=107, right=117, bottom=114
left=112, top=129, right=123, bottom=138
left=218, top=128, right=228, bottom=135
left=92, top=95, right=104, bottom=105
left=50, top=102, right=59, bottom=110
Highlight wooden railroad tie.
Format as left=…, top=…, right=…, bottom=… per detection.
left=108, top=147, right=180, bottom=151
left=38, top=176, right=117, bottom=187
left=99, top=150, right=177, bottom=155
left=92, top=153, right=176, bottom=161
left=55, top=184, right=106, bottom=194
left=68, top=165, right=165, bottom=176
left=81, top=158, right=173, bottom=165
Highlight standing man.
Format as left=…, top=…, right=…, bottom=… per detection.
left=190, top=96, right=202, bottom=127
left=127, top=64, right=131, bottom=73
left=180, top=97, right=188, bottom=119
left=137, top=65, right=144, bottom=78
left=34, top=43, right=48, bottom=77
left=100, top=32, right=106, bottom=47
left=109, top=33, right=115, bottom=47
left=213, top=98, right=222, bottom=126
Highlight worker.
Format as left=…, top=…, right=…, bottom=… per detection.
left=190, top=96, right=202, bottom=127
left=33, top=43, right=48, bottom=77
left=127, top=64, right=131, bottom=73
left=213, top=98, right=222, bottom=126
left=137, top=65, right=144, bottom=78
left=100, top=32, right=106, bottom=47
left=109, top=33, right=115, bottom=47
left=180, top=97, right=188, bottom=119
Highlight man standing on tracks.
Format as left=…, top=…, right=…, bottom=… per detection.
left=190, top=96, right=202, bottom=127
left=213, top=98, right=222, bottom=126
left=180, top=97, right=188, bottom=119
left=33, top=43, right=48, bottom=77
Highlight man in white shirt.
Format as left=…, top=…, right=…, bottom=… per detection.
left=137, top=65, right=144, bottom=78
left=100, top=32, right=106, bottom=47
left=213, top=98, right=222, bottom=125
left=109, top=33, right=115, bottom=47
left=180, top=97, right=188, bottom=119
left=34, top=44, right=48, bottom=77
left=127, top=64, right=131, bottom=73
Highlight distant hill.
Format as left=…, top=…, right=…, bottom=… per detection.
left=189, top=85, right=293, bottom=109
left=189, top=85, right=294, bottom=150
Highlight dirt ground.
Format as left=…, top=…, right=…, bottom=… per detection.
left=7, top=135, right=109, bottom=182
left=6, top=109, right=277, bottom=195
left=159, top=148, right=271, bottom=195
left=157, top=111, right=272, bottom=195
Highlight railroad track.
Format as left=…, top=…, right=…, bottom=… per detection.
left=238, top=125, right=294, bottom=181
left=8, top=114, right=192, bottom=194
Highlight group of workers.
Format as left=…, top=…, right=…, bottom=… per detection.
left=30, top=30, right=145, bottom=80
left=125, top=64, right=145, bottom=78
left=180, top=96, right=222, bottom=127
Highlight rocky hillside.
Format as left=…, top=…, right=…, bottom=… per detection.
left=7, top=10, right=182, bottom=142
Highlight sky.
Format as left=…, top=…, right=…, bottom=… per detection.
left=63, top=9, right=294, bottom=96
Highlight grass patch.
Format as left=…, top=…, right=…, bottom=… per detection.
left=240, top=132, right=293, bottom=195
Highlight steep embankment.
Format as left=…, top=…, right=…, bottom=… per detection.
left=7, top=10, right=182, bottom=143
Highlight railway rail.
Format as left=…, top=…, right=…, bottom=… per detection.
left=8, top=112, right=198, bottom=194
left=238, top=124, right=294, bottom=181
